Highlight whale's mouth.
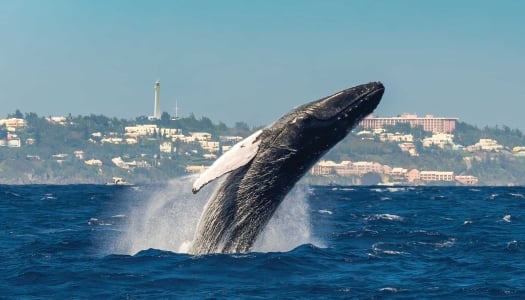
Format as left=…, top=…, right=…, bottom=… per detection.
left=334, top=84, right=384, bottom=121
left=308, top=82, right=384, bottom=121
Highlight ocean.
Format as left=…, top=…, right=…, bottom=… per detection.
left=1, top=178, right=524, bottom=299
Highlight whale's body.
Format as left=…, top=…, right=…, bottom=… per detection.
left=190, top=82, right=385, bottom=254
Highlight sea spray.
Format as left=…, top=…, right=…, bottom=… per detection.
left=253, top=185, right=322, bottom=252
left=113, top=176, right=318, bottom=255
left=113, top=176, right=209, bottom=255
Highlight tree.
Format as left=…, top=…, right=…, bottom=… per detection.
left=9, top=109, right=24, bottom=119
left=161, top=112, right=171, bottom=124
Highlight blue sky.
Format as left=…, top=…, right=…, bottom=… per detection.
left=1, top=0, right=524, bottom=129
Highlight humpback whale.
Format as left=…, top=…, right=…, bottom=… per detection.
left=190, top=82, right=385, bottom=254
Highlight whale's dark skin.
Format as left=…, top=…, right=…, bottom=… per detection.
left=190, top=82, right=385, bottom=254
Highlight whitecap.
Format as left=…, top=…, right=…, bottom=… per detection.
left=379, top=287, right=401, bottom=293
left=386, top=187, right=407, bottom=193
left=382, top=250, right=406, bottom=255
left=488, top=194, right=499, bottom=200
left=41, top=193, right=57, bottom=200
left=435, top=238, right=456, bottom=248
left=371, top=242, right=408, bottom=256
left=509, top=193, right=525, bottom=199
left=506, top=240, right=519, bottom=251
left=88, top=217, right=112, bottom=226
left=503, top=215, right=511, bottom=222
left=318, top=209, right=333, bottom=215
left=366, top=213, right=404, bottom=221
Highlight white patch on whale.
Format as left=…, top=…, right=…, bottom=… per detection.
left=192, top=129, right=262, bottom=193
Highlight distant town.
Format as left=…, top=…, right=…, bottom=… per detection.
left=2, top=81, right=525, bottom=186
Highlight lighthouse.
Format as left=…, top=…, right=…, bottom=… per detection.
left=154, top=80, right=161, bottom=119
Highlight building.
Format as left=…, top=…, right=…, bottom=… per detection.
left=160, top=142, right=173, bottom=153
left=125, top=124, right=159, bottom=137
left=360, top=113, right=458, bottom=133
left=467, top=139, right=504, bottom=152
left=406, top=169, right=420, bottom=183
left=74, top=150, right=85, bottom=159
left=185, top=165, right=207, bottom=174
left=7, top=138, right=21, bottom=148
left=398, top=143, right=418, bottom=156
left=154, top=80, right=161, bottom=119
left=147, top=80, right=161, bottom=120
left=310, top=160, right=384, bottom=176
left=190, top=132, right=212, bottom=141
left=85, top=159, right=103, bottom=167
left=310, top=160, right=338, bottom=176
left=390, top=167, right=408, bottom=178
left=379, top=133, right=414, bottom=143
left=419, top=171, right=454, bottom=182
left=0, top=118, right=27, bottom=131
left=199, top=141, right=220, bottom=153
left=455, top=175, right=479, bottom=185
left=513, top=146, right=525, bottom=156
left=46, top=116, right=67, bottom=125
left=422, top=133, right=455, bottom=149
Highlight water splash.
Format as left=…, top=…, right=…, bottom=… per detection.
left=113, top=176, right=208, bottom=255
left=113, top=176, right=318, bottom=255
left=253, top=185, right=321, bottom=253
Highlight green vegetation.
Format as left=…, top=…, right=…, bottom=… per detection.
left=1, top=110, right=525, bottom=185
left=322, top=123, right=525, bottom=185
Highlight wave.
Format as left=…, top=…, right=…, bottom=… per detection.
left=365, top=213, right=404, bottom=222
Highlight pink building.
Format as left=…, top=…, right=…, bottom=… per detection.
left=455, top=175, right=479, bottom=185
left=359, top=113, right=457, bottom=133
left=420, top=171, right=455, bottom=182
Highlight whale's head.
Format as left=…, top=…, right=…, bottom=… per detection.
left=304, top=81, right=384, bottom=130
left=282, top=82, right=384, bottom=142
left=263, top=82, right=385, bottom=166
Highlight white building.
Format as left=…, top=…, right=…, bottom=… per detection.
left=7, top=138, right=21, bottom=148
left=380, top=133, right=414, bottom=143
left=389, top=167, right=408, bottom=177
left=160, top=128, right=182, bottom=137
left=0, top=118, right=27, bottom=128
left=191, top=132, right=212, bottom=141
left=200, top=141, right=220, bottom=153
left=423, top=133, right=455, bottom=149
left=160, top=142, right=173, bottom=153
left=46, top=116, right=67, bottom=125
left=125, top=124, right=158, bottom=137
left=467, top=139, right=504, bottom=152
left=85, top=159, right=103, bottom=167
left=74, top=150, right=85, bottom=159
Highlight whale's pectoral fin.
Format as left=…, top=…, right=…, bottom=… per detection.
left=192, top=129, right=263, bottom=194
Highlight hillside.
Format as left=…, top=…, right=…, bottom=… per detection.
left=1, top=111, right=525, bottom=185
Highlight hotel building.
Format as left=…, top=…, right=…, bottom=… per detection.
left=359, top=113, right=458, bottom=133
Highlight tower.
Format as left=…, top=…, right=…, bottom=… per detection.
left=154, top=80, right=161, bottom=119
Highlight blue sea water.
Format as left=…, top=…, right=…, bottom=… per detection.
left=1, top=180, right=524, bottom=299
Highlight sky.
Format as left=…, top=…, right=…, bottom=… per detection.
left=1, top=0, right=524, bottom=129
